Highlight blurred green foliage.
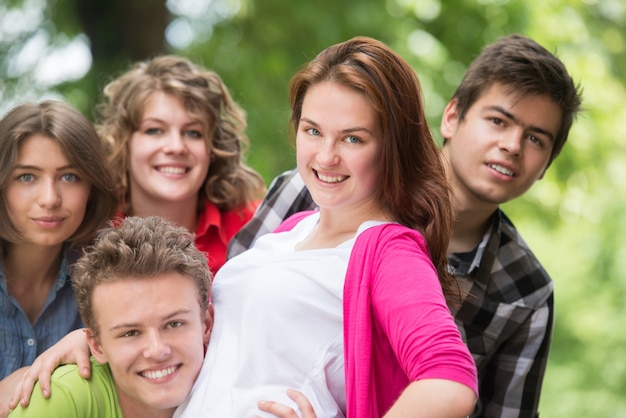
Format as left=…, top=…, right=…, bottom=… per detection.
left=1, top=0, right=625, bottom=416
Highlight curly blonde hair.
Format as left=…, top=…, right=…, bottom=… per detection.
left=95, top=55, right=265, bottom=214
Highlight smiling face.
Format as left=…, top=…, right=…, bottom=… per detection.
left=296, top=81, right=383, bottom=220
left=5, top=134, right=91, bottom=248
left=128, top=91, right=210, bottom=211
left=87, top=272, right=212, bottom=418
left=440, top=83, right=562, bottom=211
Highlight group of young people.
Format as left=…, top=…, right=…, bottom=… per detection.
left=0, top=55, right=265, bottom=414
left=0, top=32, right=581, bottom=418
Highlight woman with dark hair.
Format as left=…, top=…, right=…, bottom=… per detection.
left=0, top=101, right=118, bottom=379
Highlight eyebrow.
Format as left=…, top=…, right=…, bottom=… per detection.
left=13, top=164, right=76, bottom=172
left=300, top=117, right=377, bottom=137
left=108, top=309, right=193, bottom=332
left=141, top=117, right=204, bottom=128
left=486, top=105, right=556, bottom=142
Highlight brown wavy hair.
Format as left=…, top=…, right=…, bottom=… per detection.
left=289, top=36, right=455, bottom=300
left=95, top=55, right=265, bottom=214
left=72, top=216, right=212, bottom=338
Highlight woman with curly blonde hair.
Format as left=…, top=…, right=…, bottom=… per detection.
left=95, top=55, right=265, bottom=272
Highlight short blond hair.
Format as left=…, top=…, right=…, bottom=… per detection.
left=72, top=216, right=212, bottom=337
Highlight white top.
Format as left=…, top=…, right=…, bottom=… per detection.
left=175, top=213, right=385, bottom=418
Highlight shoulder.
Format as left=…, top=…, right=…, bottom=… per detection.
left=485, top=211, right=553, bottom=305
left=8, top=364, right=86, bottom=417
left=16, top=360, right=117, bottom=417
left=221, top=200, right=261, bottom=227
left=273, top=210, right=317, bottom=233
left=355, top=223, right=428, bottom=254
left=265, top=168, right=302, bottom=198
left=496, top=211, right=551, bottom=279
left=348, top=223, right=434, bottom=281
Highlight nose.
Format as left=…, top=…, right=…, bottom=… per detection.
left=498, top=129, right=523, bottom=157
left=162, top=131, right=188, bottom=155
left=316, top=139, right=340, bottom=167
left=37, top=179, right=61, bottom=208
left=143, top=329, right=172, bottom=360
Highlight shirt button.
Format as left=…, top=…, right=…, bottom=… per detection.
left=27, top=338, right=35, bottom=346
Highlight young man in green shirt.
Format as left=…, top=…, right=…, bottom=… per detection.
left=9, top=216, right=213, bottom=418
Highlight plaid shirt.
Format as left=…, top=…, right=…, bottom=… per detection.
left=228, top=169, right=553, bottom=418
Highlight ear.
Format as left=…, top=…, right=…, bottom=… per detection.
left=202, top=303, right=214, bottom=346
left=440, top=99, right=460, bottom=143
left=86, top=328, right=108, bottom=364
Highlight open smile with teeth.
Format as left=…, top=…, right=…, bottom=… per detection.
left=140, top=365, right=179, bottom=380
left=488, top=164, right=515, bottom=177
left=157, top=166, right=188, bottom=174
left=315, top=170, right=348, bottom=184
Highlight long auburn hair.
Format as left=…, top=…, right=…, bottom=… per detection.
left=289, top=36, right=456, bottom=300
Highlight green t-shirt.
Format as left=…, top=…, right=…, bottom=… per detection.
left=9, top=357, right=122, bottom=418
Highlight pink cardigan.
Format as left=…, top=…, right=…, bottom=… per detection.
left=275, top=211, right=478, bottom=417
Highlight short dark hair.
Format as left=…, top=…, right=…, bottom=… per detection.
left=450, top=34, right=583, bottom=165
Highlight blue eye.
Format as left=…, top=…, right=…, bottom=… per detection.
left=61, top=173, right=78, bottom=182
left=306, top=128, right=321, bottom=136
left=18, top=174, right=34, bottom=182
left=345, top=136, right=360, bottom=144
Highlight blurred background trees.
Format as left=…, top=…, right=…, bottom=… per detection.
left=1, top=0, right=625, bottom=415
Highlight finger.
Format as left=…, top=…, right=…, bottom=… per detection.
left=76, top=350, right=92, bottom=379
left=11, top=367, right=42, bottom=408
left=2, top=368, right=27, bottom=412
left=257, top=400, right=299, bottom=418
left=286, top=389, right=316, bottom=418
left=13, top=355, right=56, bottom=406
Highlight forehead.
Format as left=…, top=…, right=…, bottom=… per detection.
left=302, top=81, right=380, bottom=130
left=16, top=134, right=67, bottom=162
left=90, top=273, right=201, bottom=323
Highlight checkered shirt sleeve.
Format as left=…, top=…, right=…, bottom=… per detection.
left=227, top=169, right=316, bottom=258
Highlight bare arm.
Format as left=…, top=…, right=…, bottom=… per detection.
left=8, top=329, right=91, bottom=410
left=0, top=368, right=29, bottom=418
left=382, top=379, right=476, bottom=418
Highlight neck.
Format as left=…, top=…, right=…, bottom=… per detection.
left=3, top=243, right=65, bottom=324
left=3, top=243, right=64, bottom=286
left=449, top=198, right=496, bottom=254
left=130, top=196, right=199, bottom=232
left=297, top=204, right=390, bottom=250
left=118, top=395, right=174, bottom=418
